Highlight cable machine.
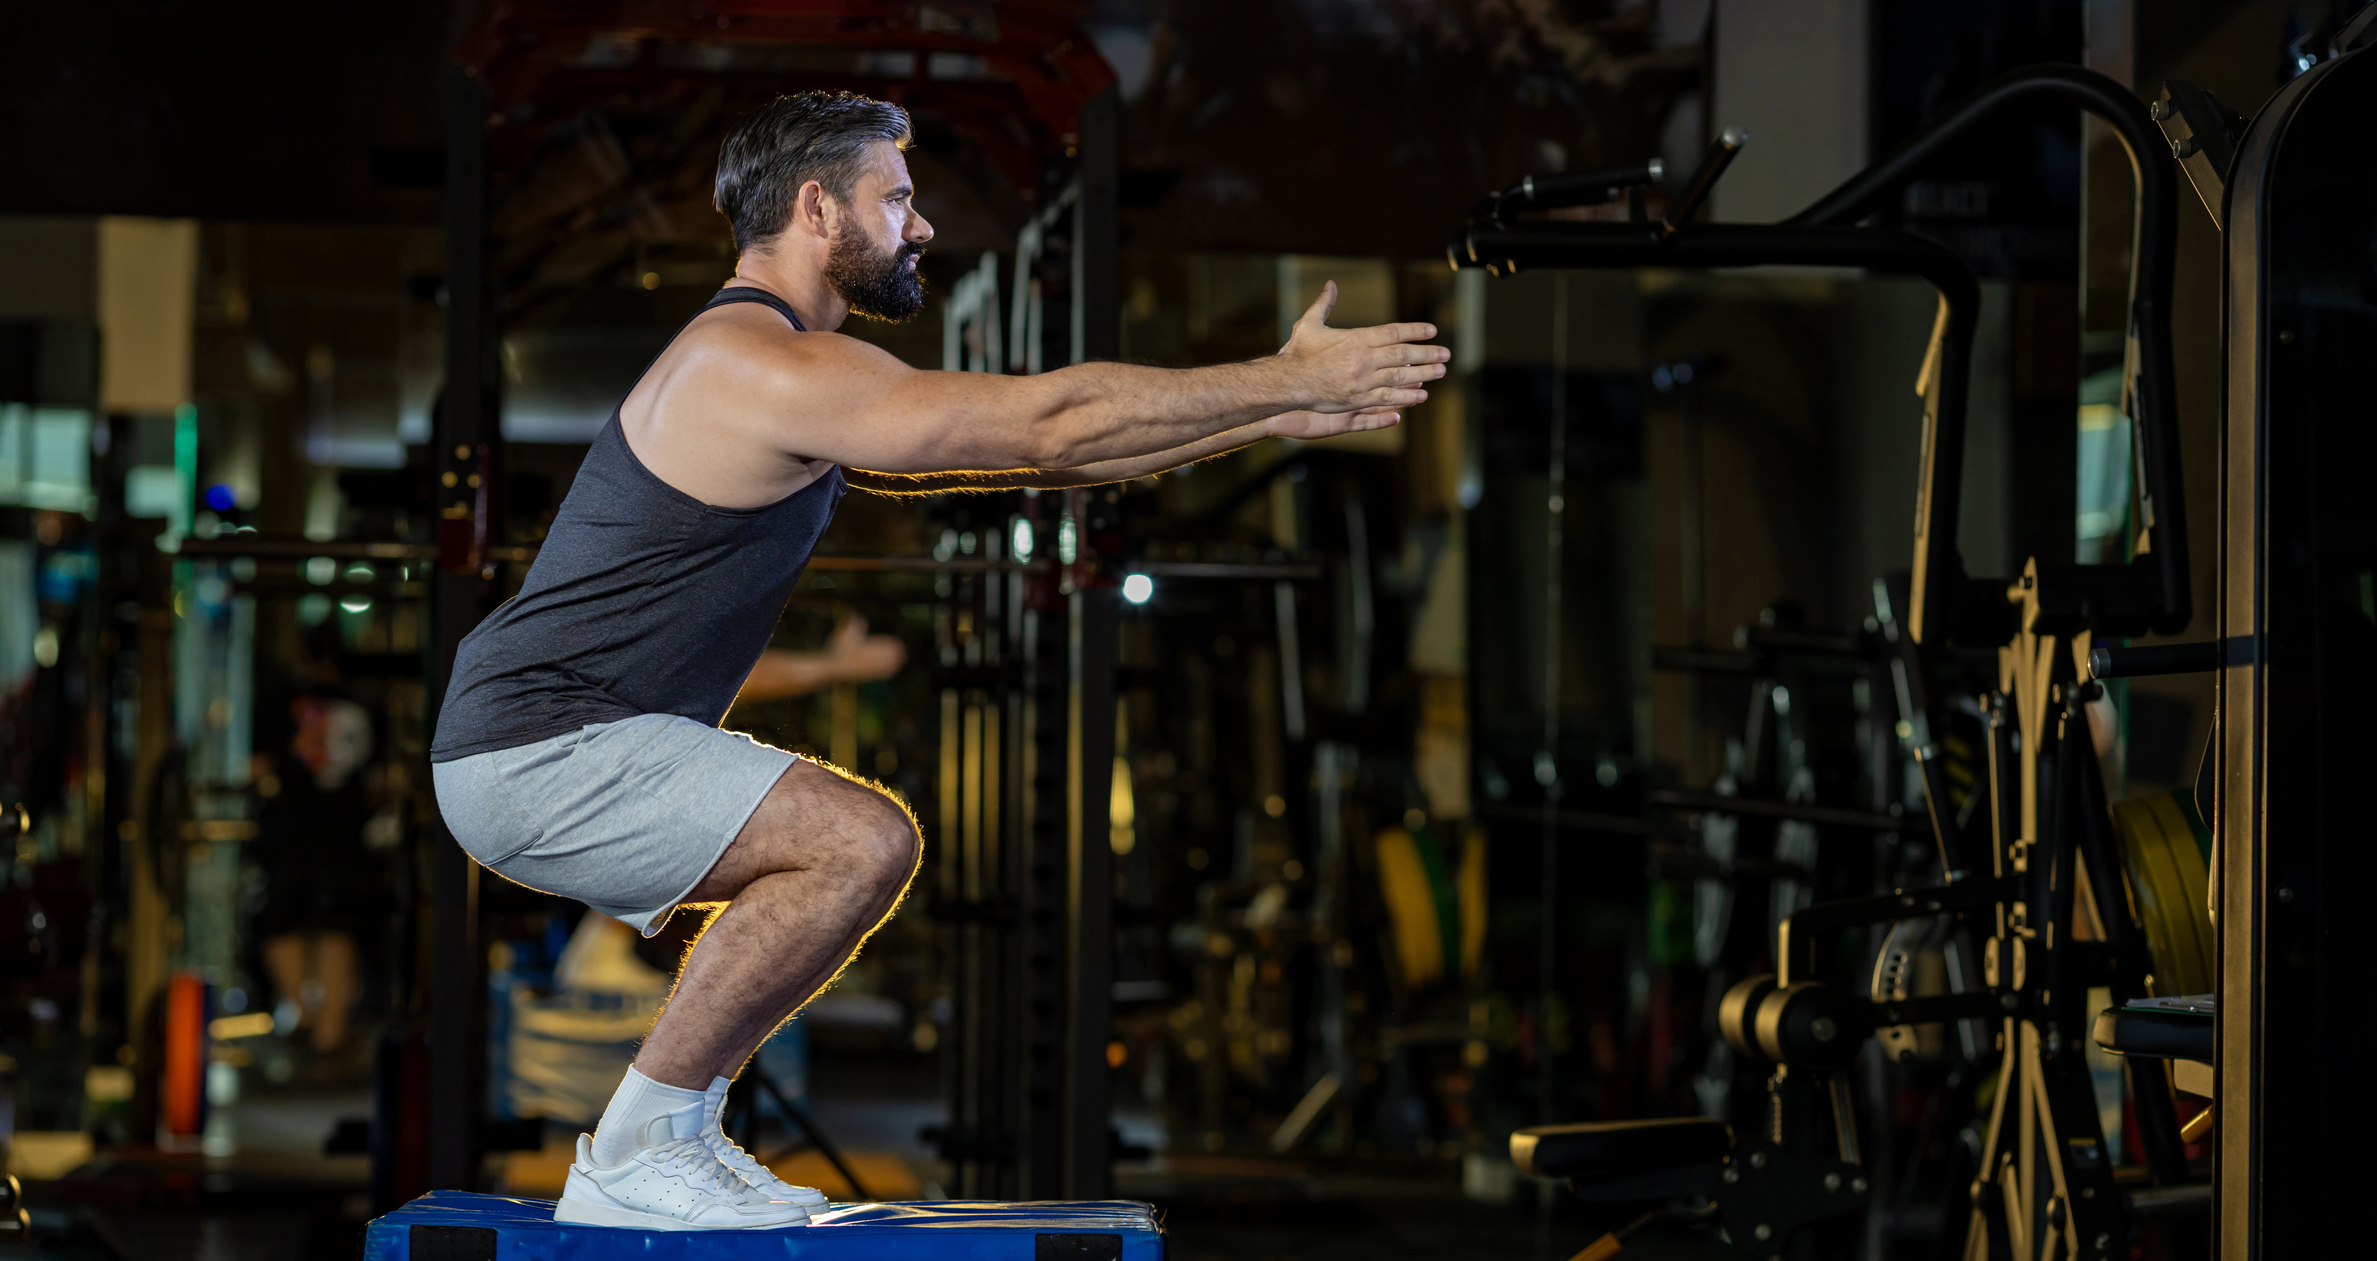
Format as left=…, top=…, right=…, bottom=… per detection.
left=1452, top=63, right=2203, bottom=1260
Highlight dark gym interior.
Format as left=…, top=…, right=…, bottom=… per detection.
left=0, top=1, right=2371, bottom=1258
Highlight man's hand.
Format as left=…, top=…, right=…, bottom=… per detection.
left=734, top=616, right=908, bottom=704
left=818, top=616, right=906, bottom=681
left=1274, top=281, right=1449, bottom=414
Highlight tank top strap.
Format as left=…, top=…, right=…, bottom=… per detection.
left=702, top=286, right=809, bottom=331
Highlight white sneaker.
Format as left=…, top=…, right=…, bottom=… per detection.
left=554, top=1103, right=811, bottom=1231
left=701, top=1078, right=832, bottom=1209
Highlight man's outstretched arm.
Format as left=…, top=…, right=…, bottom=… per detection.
left=714, top=282, right=1445, bottom=475
left=840, top=408, right=1388, bottom=495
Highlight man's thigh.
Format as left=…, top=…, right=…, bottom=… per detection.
left=682, top=759, right=918, bottom=904
left=436, top=713, right=795, bottom=934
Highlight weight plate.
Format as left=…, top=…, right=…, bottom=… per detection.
left=2111, top=790, right=2215, bottom=997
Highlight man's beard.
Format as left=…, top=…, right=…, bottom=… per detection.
left=827, top=225, right=927, bottom=322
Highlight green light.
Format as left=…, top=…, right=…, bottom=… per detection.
left=171, top=402, right=199, bottom=538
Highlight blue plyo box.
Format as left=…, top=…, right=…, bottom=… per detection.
left=365, top=1192, right=1164, bottom=1261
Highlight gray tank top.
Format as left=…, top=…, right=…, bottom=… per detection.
left=431, top=288, right=845, bottom=761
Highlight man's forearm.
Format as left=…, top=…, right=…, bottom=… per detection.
left=848, top=420, right=1270, bottom=496
left=1045, top=418, right=1270, bottom=484
left=1024, top=359, right=1298, bottom=469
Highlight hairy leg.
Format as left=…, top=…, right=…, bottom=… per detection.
left=632, top=759, right=921, bottom=1089
left=313, top=930, right=358, bottom=1053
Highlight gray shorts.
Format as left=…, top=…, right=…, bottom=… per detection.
left=432, top=713, right=796, bottom=936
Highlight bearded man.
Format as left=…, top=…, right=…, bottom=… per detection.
left=430, top=90, right=1447, bottom=1230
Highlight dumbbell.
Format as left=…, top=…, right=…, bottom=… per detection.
left=1719, top=975, right=1874, bottom=1073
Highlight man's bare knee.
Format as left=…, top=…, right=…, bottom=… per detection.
left=847, top=787, right=922, bottom=909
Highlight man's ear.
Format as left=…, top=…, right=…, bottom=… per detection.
left=794, top=179, right=835, bottom=240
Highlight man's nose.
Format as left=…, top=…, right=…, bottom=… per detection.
left=907, top=209, right=935, bottom=244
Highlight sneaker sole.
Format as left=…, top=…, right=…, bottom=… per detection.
left=554, top=1195, right=808, bottom=1232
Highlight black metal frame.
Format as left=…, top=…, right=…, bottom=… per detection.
left=2210, top=26, right=2377, bottom=1258
left=923, top=86, right=1124, bottom=1203
left=1458, top=63, right=2207, bottom=1261
left=426, top=61, right=498, bottom=1194
left=1450, top=64, right=2188, bottom=653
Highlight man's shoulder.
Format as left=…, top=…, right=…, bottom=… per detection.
left=672, top=309, right=900, bottom=382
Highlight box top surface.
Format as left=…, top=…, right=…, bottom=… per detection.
left=376, top=1190, right=1164, bottom=1236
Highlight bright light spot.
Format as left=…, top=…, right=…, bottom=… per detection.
left=641, top=271, right=661, bottom=290
left=344, top=562, right=375, bottom=584
left=339, top=595, right=373, bottom=614
left=1121, top=573, right=1154, bottom=604
left=1011, top=518, right=1035, bottom=562
left=304, top=557, right=336, bottom=585
left=203, top=483, right=237, bottom=512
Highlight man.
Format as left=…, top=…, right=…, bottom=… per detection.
left=430, top=90, right=1446, bottom=1231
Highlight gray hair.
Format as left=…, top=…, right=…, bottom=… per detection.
left=714, top=91, right=912, bottom=253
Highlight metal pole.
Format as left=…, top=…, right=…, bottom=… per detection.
left=1056, top=82, right=1121, bottom=1202
left=426, top=61, right=494, bottom=1193
left=1537, top=277, right=1568, bottom=1127
left=1069, top=86, right=1119, bottom=369
left=1063, top=581, right=1118, bottom=1199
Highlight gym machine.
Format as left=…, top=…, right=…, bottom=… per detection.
left=1453, top=63, right=2209, bottom=1260
left=2151, top=10, right=2377, bottom=1256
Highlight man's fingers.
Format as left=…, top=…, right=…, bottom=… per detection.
left=1361, top=321, right=1440, bottom=348
left=1378, top=362, right=1447, bottom=387
left=1366, top=344, right=1451, bottom=370
left=1295, top=280, right=1340, bottom=331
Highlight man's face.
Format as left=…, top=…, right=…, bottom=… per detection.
left=825, top=140, right=934, bottom=322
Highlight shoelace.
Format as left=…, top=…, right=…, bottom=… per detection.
left=706, top=1130, right=768, bottom=1177
left=647, top=1137, right=750, bottom=1199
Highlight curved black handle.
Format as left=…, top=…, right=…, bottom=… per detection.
left=1792, top=64, right=2188, bottom=639
left=1448, top=64, right=2189, bottom=647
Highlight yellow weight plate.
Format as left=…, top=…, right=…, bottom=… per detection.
left=1457, top=827, right=1487, bottom=983
left=2130, top=794, right=2213, bottom=995
left=2111, top=790, right=2216, bottom=996
left=2139, top=792, right=2214, bottom=972
left=1375, top=828, right=1446, bottom=988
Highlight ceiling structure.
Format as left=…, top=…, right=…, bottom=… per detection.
left=454, top=1, right=1117, bottom=313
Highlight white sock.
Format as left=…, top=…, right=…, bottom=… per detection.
left=703, top=1076, right=734, bottom=1135
left=590, top=1067, right=708, bottom=1167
